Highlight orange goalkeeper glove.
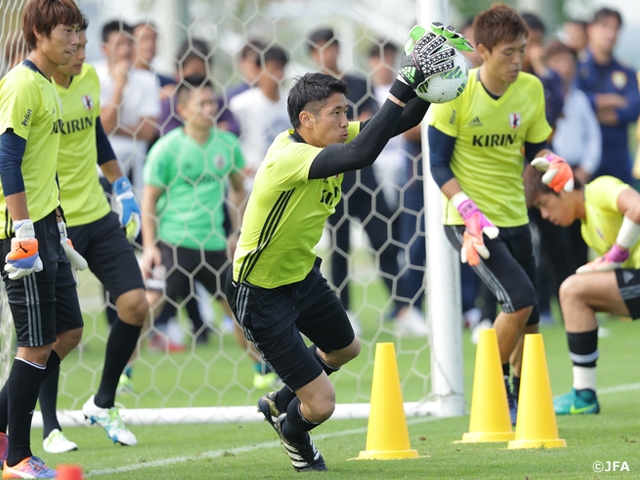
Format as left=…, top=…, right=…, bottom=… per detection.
left=531, top=153, right=574, bottom=193
left=4, top=220, right=43, bottom=280
left=453, top=193, right=499, bottom=266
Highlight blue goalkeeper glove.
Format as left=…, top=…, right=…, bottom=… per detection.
left=112, top=176, right=141, bottom=242
left=4, top=220, right=43, bottom=280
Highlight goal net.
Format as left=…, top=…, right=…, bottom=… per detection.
left=0, top=0, right=464, bottom=425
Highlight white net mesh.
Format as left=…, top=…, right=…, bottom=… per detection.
left=1, top=0, right=465, bottom=422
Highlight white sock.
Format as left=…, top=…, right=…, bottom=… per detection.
left=572, top=366, right=596, bottom=391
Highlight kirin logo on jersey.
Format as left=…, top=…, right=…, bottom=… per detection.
left=82, top=95, right=94, bottom=111
left=508, top=113, right=521, bottom=129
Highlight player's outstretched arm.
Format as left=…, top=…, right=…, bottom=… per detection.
left=309, top=25, right=467, bottom=180
left=577, top=188, right=640, bottom=273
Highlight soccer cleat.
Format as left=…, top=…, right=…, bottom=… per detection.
left=554, top=388, right=600, bottom=415
left=0, top=433, right=7, bottom=465
left=116, top=373, right=134, bottom=396
left=505, top=378, right=518, bottom=426
left=82, top=395, right=138, bottom=446
left=253, top=371, right=281, bottom=390
left=257, top=391, right=282, bottom=434
left=274, top=415, right=327, bottom=472
left=43, top=429, right=78, bottom=453
left=2, top=456, right=56, bottom=479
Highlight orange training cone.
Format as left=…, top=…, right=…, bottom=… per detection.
left=508, top=334, right=566, bottom=449
left=358, top=342, right=418, bottom=460
left=458, top=328, right=515, bottom=442
left=56, top=464, right=84, bottom=480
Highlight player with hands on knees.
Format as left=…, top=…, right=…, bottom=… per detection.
left=524, top=168, right=640, bottom=416
left=427, top=4, right=573, bottom=426
left=225, top=24, right=470, bottom=473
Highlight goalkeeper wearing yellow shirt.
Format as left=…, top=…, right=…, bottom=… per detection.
left=0, top=0, right=82, bottom=477
left=427, top=4, right=574, bottom=426
left=225, top=25, right=473, bottom=472
left=31, top=17, right=146, bottom=453
left=525, top=169, right=640, bottom=415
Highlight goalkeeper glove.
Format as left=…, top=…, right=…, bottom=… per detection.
left=531, top=153, right=574, bottom=193
left=4, top=220, right=43, bottom=280
left=58, top=221, right=88, bottom=271
left=113, top=176, right=141, bottom=242
left=453, top=193, right=499, bottom=267
left=576, top=244, right=629, bottom=274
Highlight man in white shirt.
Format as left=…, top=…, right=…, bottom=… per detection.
left=95, top=20, right=160, bottom=197
left=229, top=45, right=290, bottom=185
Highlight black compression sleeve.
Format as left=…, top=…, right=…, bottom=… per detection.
left=308, top=97, right=406, bottom=179
left=96, top=117, right=117, bottom=166
left=428, top=126, right=456, bottom=188
left=524, top=140, right=549, bottom=163
left=0, top=130, right=26, bottom=196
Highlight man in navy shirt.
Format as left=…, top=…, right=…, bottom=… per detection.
left=577, top=8, right=639, bottom=184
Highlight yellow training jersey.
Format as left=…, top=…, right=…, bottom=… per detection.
left=0, top=62, right=61, bottom=236
left=233, top=123, right=361, bottom=288
left=54, top=63, right=110, bottom=227
left=428, top=68, right=552, bottom=227
left=582, top=176, right=640, bottom=269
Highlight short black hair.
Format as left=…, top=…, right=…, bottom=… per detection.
left=176, top=75, right=212, bottom=106
left=523, top=164, right=583, bottom=208
left=176, top=37, right=211, bottom=65
left=80, top=13, right=89, bottom=32
left=545, top=40, right=577, bottom=63
left=521, top=12, right=546, bottom=34
left=368, top=40, right=398, bottom=59
left=256, top=45, right=288, bottom=67
left=240, top=39, right=266, bottom=59
left=308, top=28, right=337, bottom=53
left=592, top=8, right=622, bottom=28
left=287, top=73, right=348, bottom=129
left=102, top=20, right=133, bottom=44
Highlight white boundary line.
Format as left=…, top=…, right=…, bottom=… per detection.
left=86, top=416, right=440, bottom=477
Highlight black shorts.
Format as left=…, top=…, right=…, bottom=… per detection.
left=615, top=269, right=640, bottom=320
left=445, top=224, right=539, bottom=326
left=224, top=257, right=355, bottom=391
left=67, top=212, right=145, bottom=301
left=150, top=242, right=229, bottom=303
left=0, top=211, right=83, bottom=347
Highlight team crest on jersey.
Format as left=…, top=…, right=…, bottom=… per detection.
left=82, top=95, right=94, bottom=111
left=214, top=155, right=224, bottom=169
left=596, top=227, right=605, bottom=240
left=508, top=113, right=521, bottom=129
left=611, top=71, right=628, bottom=90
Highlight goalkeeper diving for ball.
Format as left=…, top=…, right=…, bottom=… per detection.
left=427, top=4, right=575, bottom=426
left=223, top=25, right=472, bottom=472
left=524, top=167, right=640, bottom=416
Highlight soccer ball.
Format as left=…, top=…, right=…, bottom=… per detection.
left=416, top=48, right=469, bottom=104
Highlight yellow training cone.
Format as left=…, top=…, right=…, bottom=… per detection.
left=508, top=334, right=566, bottom=449
left=358, top=342, right=418, bottom=460
left=458, top=328, right=515, bottom=443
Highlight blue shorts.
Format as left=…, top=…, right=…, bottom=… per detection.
left=0, top=211, right=83, bottom=347
left=224, top=257, right=355, bottom=391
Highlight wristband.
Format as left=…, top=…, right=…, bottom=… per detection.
left=615, top=216, right=640, bottom=250
left=390, top=77, right=416, bottom=104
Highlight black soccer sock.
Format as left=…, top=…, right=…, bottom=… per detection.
left=567, top=329, right=599, bottom=367
left=0, top=383, right=7, bottom=434
left=512, top=375, right=521, bottom=401
left=281, top=397, right=320, bottom=442
left=94, top=318, right=142, bottom=409
left=39, top=350, right=62, bottom=439
left=7, top=358, right=46, bottom=467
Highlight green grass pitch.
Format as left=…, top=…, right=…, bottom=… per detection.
left=29, top=269, right=640, bottom=479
